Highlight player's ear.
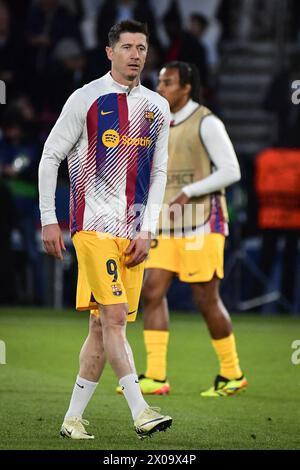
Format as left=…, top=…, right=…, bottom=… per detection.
left=184, top=83, right=192, bottom=97
left=106, top=46, right=113, bottom=62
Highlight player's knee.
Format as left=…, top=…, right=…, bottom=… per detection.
left=102, top=304, right=128, bottom=329
left=142, top=281, right=165, bottom=305
left=193, top=287, right=219, bottom=314
left=89, top=314, right=103, bottom=337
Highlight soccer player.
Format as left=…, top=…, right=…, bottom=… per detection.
left=137, top=61, right=248, bottom=397
left=38, top=20, right=172, bottom=439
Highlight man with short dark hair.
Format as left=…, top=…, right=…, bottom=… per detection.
left=38, top=19, right=172, bottom=440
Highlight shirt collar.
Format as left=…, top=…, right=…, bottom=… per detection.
left=104, top=72, right=142, bottom=96
left=171, top=99, right=199, bottom=126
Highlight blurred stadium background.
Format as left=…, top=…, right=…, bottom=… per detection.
left=1, top=0, right=300, bottom=451
left=1, top=0, right=300, bottom=313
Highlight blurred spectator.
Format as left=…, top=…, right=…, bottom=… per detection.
left=188, top=12, right=220, bottom=75
left=96, top=0, right=160, bottom=49
left=78, top=0, right=103, bottom=48
left=0, top=1, right=28, bottom=100
left=43, top=36, right=110, bottom=113
left=84, top=42, right=110, bottom=82
left=45, top=38, right=88, bottom=113
left=26, top=0, right=83, bottom=128
left=141, top=44, right=162, bottom=91
left=264, top=51, right=300, bottom=148
left=162, top=0, right=208, bottom=88
left=217, top=0, right=276, bottom=43
left=2, top=96, right=39, bottom=142
left=0, top=108, right=43, bottom=304
left=216, top=0, right=232, bottom=41
left=26, top=0, right=82, bottom=74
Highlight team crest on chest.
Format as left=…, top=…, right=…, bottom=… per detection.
left=144, top=110, right=155, bottom=122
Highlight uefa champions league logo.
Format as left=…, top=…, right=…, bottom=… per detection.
left=0, top=80, right=6, bottom=104
left=0, top=340, right=6, bottom=364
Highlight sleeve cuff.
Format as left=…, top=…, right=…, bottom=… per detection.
left=41, top=213, right=58, bottom=227
left=182, top=185, right=195, bottom=199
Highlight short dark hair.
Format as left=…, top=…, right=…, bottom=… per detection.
left=108, top=20, right=149, bottom=47
left=163, top=61, right=202, bottom=103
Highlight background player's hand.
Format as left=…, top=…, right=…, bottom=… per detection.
left=169, top=191, right=189, bottom=220
left=42, top=223, right=66, bottom=261
left=125, top=231, right=152, bottom=268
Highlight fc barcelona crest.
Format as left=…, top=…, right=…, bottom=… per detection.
left=112, top=283, right=122, bottom=296
left=144, top=110, right=155, bottom=122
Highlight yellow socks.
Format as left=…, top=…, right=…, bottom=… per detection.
left=212, top=333, right=242, bottom=380
left=144, top=330, right=169, bottom=381
left=144, top=330, right=241, bottom=381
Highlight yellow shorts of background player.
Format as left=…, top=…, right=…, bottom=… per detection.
left=73, top=231, right=145, bottom=322
left=145, top=233, right=225, bottom=283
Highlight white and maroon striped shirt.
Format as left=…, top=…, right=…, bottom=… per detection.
left=39, top=72, right=170, bottom=238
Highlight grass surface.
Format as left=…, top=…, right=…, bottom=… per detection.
left=0, top=308, right=300, bottom=450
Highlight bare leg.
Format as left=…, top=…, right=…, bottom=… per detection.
left=192, top=275, right=244, bottom=382
left=142, top=269, right=174, bottom=331
left=79, top=313, right=106, bottom=382
left=191, top=275, right=232, bottom=339
left=63, top=314, right=105, bottom=423
left=100, top=303, right=134, bottom=379
left=100, top=303, right=149, bottom=420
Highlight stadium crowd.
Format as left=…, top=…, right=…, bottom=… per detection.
left=0, top=0, right=300, bottom=311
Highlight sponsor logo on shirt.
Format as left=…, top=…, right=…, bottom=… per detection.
left=102, top=129, right=152, bottom=148
left=102, top=129, right=120, bottom=148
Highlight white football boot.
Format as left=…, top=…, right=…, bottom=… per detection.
left=134, top=407, right=172, bottom=439
left=60, top=417, right=94, bottom=440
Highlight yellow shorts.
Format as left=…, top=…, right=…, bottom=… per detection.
left=145, top=233, right=225, bottom=283
left=72, top=231, right=145, bottom=322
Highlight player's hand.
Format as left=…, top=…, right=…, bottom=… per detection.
left=42, top=223, right=66, bottom=261
left=124, top=231, right=152, bottom=268
left=169, top=191, right=189, bottom=221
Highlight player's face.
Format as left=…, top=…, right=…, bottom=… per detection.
left=106, top=32, right=148, bottom=84
left=157, top=68, right=190, bottom=112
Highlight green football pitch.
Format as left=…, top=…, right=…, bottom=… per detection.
left=0, top=308, right=300, bottom=450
